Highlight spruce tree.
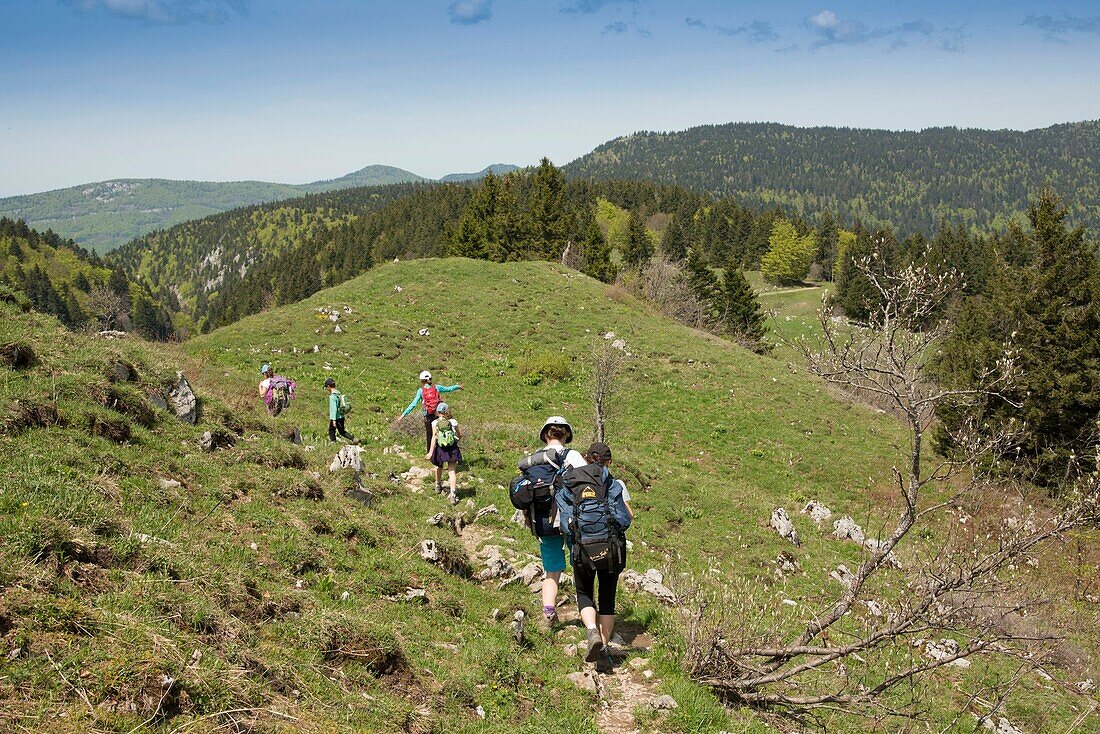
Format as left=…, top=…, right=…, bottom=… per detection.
left=685, top=247, right=720, bottom=317
left=662, top=213, right=688, bottom=262
left=579, top=219, right=613, bottom=283
left=718, top=265, right=769, bottom=353
left=816, top=211, right=839, bottom=281
left=621, top=210, right=653, bottom=268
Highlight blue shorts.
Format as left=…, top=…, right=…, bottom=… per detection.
left=539, top=535, right=567, bottom=574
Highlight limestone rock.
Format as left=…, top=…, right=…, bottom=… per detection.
left=475, top=505, right=499, bottom=521
left=167, top=371, right=197, bottom=425
left=770, top=507, right=801, bottom=546
left=979, top=717, right=1023, bottom=734
left=801, top=500, right=833, bottom=525
left=775, top=551, right=801, bottom=577
left=649, top=694, right=678, bottom=711
left=622, top=569, right=676, bottom=604
left=833, top=516, right=865, bottom=543
left=830, top=564, right=857, bottom=588
left=329, top=445, right=364, bottom=473
left=419, top=539, right=441, bottom=563
left=567, top=671, right=598, bottom=693
left=158, top=478, right=181, bottom=490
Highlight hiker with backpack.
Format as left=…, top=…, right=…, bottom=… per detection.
left=400, top=370, right=462, bottom=452
left=259, top=363, right=296, bottom=417
left=325, top=377, right=357, bottom=443
left=510, top=416, right=588, bottom=628
left=426, top=402, right=462, bottom=504
left=557, top=441, right=632, bottom=671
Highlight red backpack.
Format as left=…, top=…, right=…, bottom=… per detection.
left=422, top=384, right=441, bottom=414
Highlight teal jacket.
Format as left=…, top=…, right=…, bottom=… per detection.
left=329, top=391, right=344, bottom=420
left=401, top=384, right=460, bottom=417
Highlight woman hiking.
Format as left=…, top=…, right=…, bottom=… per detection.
left=515, top=416, right=588, bottom=628
left=325, top=377, right=356, bottom=443
left=400, top=370, right=462, bottom=453
left=426, top=402, right=462, bottom=504
left=557, top=441, right=632, bottom=672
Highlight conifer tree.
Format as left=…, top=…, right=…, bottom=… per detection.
left=718, top=265, right=769, bottom=353
left=685, top=247, right=720, bottom=317
left=579, top=218, right=613, bottom=283
left=816, top=211, right=839, bottom=281
left=937, top=189, right=1100, bottom=486
left=662, top=213, right=688, bottom=262
left=622, top=210, right=653, bottom=268
left=527, top=158, right=569, bottom=259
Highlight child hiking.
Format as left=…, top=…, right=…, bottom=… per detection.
left=557, top=441, right=632, bottom=672
left=325, top=378, right=356, bottom=443
left=400, top=370, right=462, bottom=452
left=259, top=363, right=296, bottom=417
left=509, top=416, right=588, bottom=629
left=426, top=402, right=462, bottom=504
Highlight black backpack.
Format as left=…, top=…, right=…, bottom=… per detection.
left=509, top=449, right=568, bottom=537
left=564, top=463, right=625, bottom=573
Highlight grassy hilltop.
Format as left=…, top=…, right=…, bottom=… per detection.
left=1, top=258, right=1096, bottom=733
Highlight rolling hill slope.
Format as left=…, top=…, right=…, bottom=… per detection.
left=0, top=165, right=426, bottom=255
left=2, top=258, right=1095, bottom=732
left=565, top=120, right=1100, bottom=238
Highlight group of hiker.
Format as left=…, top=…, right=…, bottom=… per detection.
left=256, top=364, right=633, bottom=672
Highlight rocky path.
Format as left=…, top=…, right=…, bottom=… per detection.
left=391, top=443, right=670, bottom=734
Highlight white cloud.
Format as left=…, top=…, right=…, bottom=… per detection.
left=809, top=10, right=839, bottom=30
left=61, top=0, right=247, bottom=25
left=448, top=0, right=493, bottom=26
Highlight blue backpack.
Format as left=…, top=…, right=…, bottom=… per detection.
left=563, top=463, right=626, bottom=573
left=509, top=449, right=568, bottom=537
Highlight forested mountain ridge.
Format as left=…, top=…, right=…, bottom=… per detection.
left=0, top=165, right=427, bottom=255
left=440, top=164, right=520, bottom=182
left=564, top=120, right=1100, bottom=238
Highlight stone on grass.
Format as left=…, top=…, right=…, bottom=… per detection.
left=979, top=717, right=1023, bottom=734
left=167, top=372, right=197, bottom=424
left=833, top=516, right=865, bottom=543
left=329, top=445, right=365, bottom=473
left=419, top=539, right=441, bottom=563
left=621, top=569, right=676, bottom=604
left=801, top=500, right=833, bottom=525
left=775, top=551, right=801, bottom=577
left=567, top=671, right=598, bottom=693
left=830, top=564, right=857, bottom=588
left=475, top=504, right=499, bottom=521
left=158, top=478, right=181, bottom=490
left=649, top=694, right=678, bottom=711
left=770, top=508, right=801, bottom=546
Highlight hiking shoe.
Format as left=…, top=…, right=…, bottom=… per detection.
left=585, top=628, right=605, bottom=663
left=595, top=650, right=614, bottom=673
left=541, top=609, right=558, bottom=630
left=434, top=483, right=444, bottom=494
left=447, top=490, right=458, bottom=505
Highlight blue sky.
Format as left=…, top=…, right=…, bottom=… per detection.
left=2, top=0, right=1099, bottom=196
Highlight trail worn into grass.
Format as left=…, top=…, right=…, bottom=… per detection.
left=398, top=442, right=664, bottom=734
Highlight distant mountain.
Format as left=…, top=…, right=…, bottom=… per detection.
left=0, top=165, right=426, bottom=254
left=439, top=164, right=520, bottom=183
left=564, top=121, right=1100, bottom=238
left=300, top=164, right=428, bottom=193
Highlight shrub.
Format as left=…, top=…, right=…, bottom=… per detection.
left=516, top=351, right=573, bottom=383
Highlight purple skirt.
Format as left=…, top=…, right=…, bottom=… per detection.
left=431, top=444, right=462, bottom=466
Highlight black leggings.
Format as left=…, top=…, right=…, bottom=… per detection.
left=574, top=566, right=621, bottom=616
left=423, top=412, right=437, bottom=452
left=329, top=418, right=354, bottom=442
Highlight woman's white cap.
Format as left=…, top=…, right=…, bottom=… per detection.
left=419, top=370, right=432, bottom=381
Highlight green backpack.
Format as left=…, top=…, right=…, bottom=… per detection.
left=436, top=418, right=457, bottom=448
left=337, top=391, right=352, bottom=415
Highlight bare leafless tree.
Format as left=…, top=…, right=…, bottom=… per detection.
left=86, top=284, right=128, bottom=332
left=683, top=253, right=1100, bottom=716
left=631, top=256, right=710, bottom=329
left=590, top=335, right=629, bottom=443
